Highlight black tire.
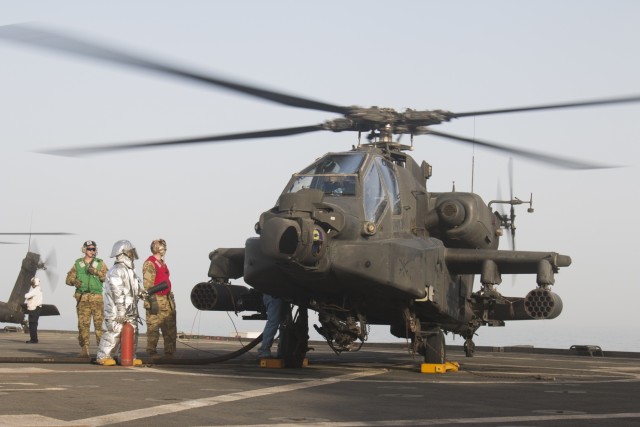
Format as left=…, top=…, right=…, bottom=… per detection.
left=464, top=339, right=475, bottom=357
left=424, top=330, right=446, bottom=364
left=281, top=308, right=309, bottom=368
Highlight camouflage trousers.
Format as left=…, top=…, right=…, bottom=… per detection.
left=145, top=294, right=177, bottom=355
left=75, top=293, right=104, bottom=347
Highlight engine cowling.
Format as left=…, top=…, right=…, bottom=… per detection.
left=426, top=192, right=500, bottom=250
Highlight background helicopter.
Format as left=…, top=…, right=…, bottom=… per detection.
left=2, top=19, right=640, bottom=366
left=1, top=3, right=639, bottom=354
left=0, top=233, right=64, bottom=331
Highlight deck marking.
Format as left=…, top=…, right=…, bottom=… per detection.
left=0, top=387, right=66, bottom=391
left=0, top=383, right=36, bottom=386
left=0, top=414, right=76, bottom=426
left=72, top=369, right=386, bottom=426
left=226, top=412, right=640, bottom=426
left=0, top=367, right=55, bottom=374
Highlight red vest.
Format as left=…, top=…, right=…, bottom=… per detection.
left=146, top=255, right=171, bottom=295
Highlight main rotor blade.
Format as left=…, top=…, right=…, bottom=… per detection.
left=426, top=130, right=615, bottom=169
left=452, top=95, right=640, bottom=118
left=0, top=232, right=74, bottom=235
left=0, top=24, right=350, bottom=115
left=38, top=125, right=325, bottom=156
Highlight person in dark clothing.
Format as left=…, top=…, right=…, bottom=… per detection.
left=257, top=294, right=286, bottom=359
left=24, top=277, right=43, bottom=344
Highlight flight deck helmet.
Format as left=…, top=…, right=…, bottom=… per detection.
left=110, top=239, right=138, bottom=260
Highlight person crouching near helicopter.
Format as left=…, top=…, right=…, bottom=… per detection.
left=65, top=240, right=108, bottom=358
left=143, top=238, right=177, bottom=359
left=96, top=240, right=145, bottom=366
left=24, top=277, right=43, bottom=344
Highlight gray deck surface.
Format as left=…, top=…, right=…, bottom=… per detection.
left=1, top=330, right=639, bottom=426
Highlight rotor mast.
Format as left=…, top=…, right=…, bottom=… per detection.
left=362, top=123, right=414, bottom=152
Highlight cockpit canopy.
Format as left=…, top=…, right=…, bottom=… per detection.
left=286, top=151, right=401, bottom=223
left=287, top=153, right=364, bottom=197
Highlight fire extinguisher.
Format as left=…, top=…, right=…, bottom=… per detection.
left=120, top=321, right=134, bottom=366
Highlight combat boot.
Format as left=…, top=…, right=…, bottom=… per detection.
left=79, top=345, right=90, bottom=358
left=96, top=357, right=116, bottom=366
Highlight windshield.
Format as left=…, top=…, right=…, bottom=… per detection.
left=289, top=175, right=357, bottom=196
left=299, top=153, right=365, bottom=175
left=363, top=162, right=387, bottom=222
left=288, top=153, right=364, bottom=196
left=375, top=157, right=401, bottom=215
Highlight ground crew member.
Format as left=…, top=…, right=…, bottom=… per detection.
left=143, top=238, right=177, bottom=358
left=96, top=239, right=144, bottom=366
left=24, top=277, right=43, bottom=344
left=257, top=294, right=286, bottom=359
left=65, top=240, right=108, bottom=358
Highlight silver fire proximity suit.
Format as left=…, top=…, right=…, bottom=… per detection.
left=96, top=240, right=145, bottom=363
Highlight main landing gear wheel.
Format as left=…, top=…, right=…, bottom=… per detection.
left=464, top=338, right=475, bottom=357
left=423, top=330, right=446, bottom=364
left=281, top=307, right=309, bottom=368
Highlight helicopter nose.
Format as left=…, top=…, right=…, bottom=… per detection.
left=260, top=217, right=327, bottom=266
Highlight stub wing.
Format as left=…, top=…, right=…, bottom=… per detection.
left=444, top=248, right=571, bottom=276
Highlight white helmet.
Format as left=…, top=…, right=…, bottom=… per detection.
left=110, top=239, right=139, bottom=260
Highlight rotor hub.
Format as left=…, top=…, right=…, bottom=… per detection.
left=322, top=107, right=454, bottom=138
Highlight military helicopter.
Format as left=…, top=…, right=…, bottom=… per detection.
left=2, top=25, right=639, bottom=366
left=0, top=249, right=61, bottom=332
left=1, top=232, right=69, bottom=331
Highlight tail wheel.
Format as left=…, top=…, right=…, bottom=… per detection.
left=424, top=330, right=446, bottom=364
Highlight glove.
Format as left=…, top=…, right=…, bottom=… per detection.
left=169, top=292, right=176, bottom=311
left=114, top=315, right=127, bottom=324
left=87, top=267, right=97, bottom=276
left=73, top=279, right=83, bottom=288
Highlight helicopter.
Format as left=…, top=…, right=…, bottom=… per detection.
left=1, top=232, right=70, bottom=331
left=2, top=24, right=639, bottom=367
left=0, top=250, right=60, bottom=332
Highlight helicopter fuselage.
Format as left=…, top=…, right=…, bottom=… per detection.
left=195, top=145, right=570, bottom=355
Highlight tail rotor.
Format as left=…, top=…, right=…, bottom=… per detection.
left=32, top=240, right=60, bottom=292
left=508, top=158, right=516, bottom=251
left=42, top=248, right=59, bottom=292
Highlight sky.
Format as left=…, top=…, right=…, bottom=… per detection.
left=1, top=1, right=639, bottom=352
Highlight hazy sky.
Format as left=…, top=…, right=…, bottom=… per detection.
left=1, top=1, right=639, bottom=352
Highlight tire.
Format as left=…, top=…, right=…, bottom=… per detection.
left=424, top=330, right=446, bottom=364
left=281, top=308, right=309, bottom=368
left=464, top=339, right=475, bottom=357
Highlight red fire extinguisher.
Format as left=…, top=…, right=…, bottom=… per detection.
left=120, top=322, right=134, bottom=366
